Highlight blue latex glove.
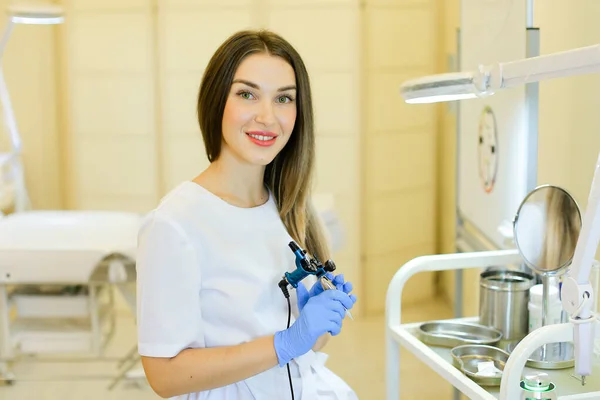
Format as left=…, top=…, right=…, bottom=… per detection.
left=297, top=273, right=356, bottom=312
left=274, top=289, right=355, bottom=366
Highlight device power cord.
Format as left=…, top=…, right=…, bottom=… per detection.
left=279, top=282, right=295, bottom=400
left=568, top=291, right=599, bottom=323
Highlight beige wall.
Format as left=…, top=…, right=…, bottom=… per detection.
left=362, top=0, right=440, bottom=314
left=535, top=1, right=600, bottom=204
left=435, top=0, right=460, bottom=309
left=437, top=0, right=459, bottom=255
left=61, top=0, right=159, bottom=212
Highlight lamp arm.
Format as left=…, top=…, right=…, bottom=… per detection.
left=0, top=19, right=30, bottom=212
left=0, top=20, right=14, bottom=60
left=0, top=64, right=21, bottom=155
left=0, top=20, right=21, bottom=154
left=497, top=43, right=600, bottom=89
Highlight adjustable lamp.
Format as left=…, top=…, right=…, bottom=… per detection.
left=0, top=2, right=64, bottom=212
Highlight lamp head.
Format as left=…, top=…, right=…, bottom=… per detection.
left=7, top=3, right=64, bottom=25
left=400, top=72, right=485, bottom=104
left=399, top=66, right=496, bottom=104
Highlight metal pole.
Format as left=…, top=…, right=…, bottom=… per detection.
left=526, top=0, right=534, bottom=29
left=454, top=26, right=463, bottom=400
left=525, top=27, right=540, bottom=194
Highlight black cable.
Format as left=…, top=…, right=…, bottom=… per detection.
left=285, top=296, right=294, bottom=400
left=278, top=279, right=295, bottom=400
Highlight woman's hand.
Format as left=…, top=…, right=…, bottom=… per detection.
left=274, top=290, right=355, bottom=366
left=296, top=273, right=358, bottom=352
left=296, top=273, right=356, bottom=312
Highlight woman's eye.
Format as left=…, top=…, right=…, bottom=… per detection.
left=277, top=95, right=293, bottom=103
left=239, top=91, right=255, bottom=100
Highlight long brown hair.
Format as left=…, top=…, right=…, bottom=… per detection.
left=197, top=30, right=330, bottom=262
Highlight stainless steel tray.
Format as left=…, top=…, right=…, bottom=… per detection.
left=451, top=344, right=509, bottom=387
left=526, top=341, right=575, bottom=370
left=502, top=340, right=575, bottom=370
left=418, top=321, right=503, bottom=348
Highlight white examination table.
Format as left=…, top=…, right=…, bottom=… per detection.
left=0, top=210, right=142, bottom=385
left=0, top=210, right=140, bottom=284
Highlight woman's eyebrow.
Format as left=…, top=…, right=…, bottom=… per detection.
left=278, top=85, right=297, bottom=92
left=232, top=79, right=296, bottom=92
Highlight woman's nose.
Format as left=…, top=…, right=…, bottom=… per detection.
left=254, top=100, right=276, bottom=126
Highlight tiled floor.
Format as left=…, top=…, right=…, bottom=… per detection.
left=0, top=297, right=456, bottom=400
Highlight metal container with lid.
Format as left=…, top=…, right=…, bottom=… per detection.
left=479, top=269, right=535, bottom=347
left=520, top=373, right=557, bottom=400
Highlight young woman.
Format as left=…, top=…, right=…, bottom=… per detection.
left=136, top=30, right=358, bottom=399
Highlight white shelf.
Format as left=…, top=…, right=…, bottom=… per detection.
left=11, top=291, right=90, bottom=319
left=393, top=318, right=600, bottom=400
left=9, top=303, right=112, bottom=355
left=385, top=250, right=600, bottom=400
left=11, top=316, right=93, bottom=354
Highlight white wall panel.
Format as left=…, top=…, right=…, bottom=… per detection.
left=162, top=73, right=203, bottom=137
left=364, top=243, right=435, bottom=314
left=70, top=0, right=151, bottom=11
left=266, top=8, right=358, bottom=71
left=367, top=72, right=435, bottom=132
left=366, top=7, right=434, bottom=69
left=311, top=72, right=358, bottom=136
left=162, top=0, right=252, bottom=7
left=65, top=5, right=158, bottom=211
left=332, top=193, right=360, bottom=257
left=163, top=136, right=210, bottom=191
left=362, top=0, right=439, bottom=317
left=269, top=0, right=357, bottom=6
left=78, top=192, right=158, bottom=212
left=366, top=0, right=429, bottom=5
left=70, top=14, right=153, bottom=73
left=366, top=132, right=434, bottom=193
left=71, top=76, right=154, bottom=136
left=314, top=136, right=358, bottom=196
left=327, top=193, right=361, bottom=310
left=162, top=10, right=254, bottom=73
left=365, top=189, right=435, bottom=255
left=74, top=136, right=157, bottom=197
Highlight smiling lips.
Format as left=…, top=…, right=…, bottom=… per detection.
left=246, top=131, right=278, bottom=147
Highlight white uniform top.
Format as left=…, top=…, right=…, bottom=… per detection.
left=136, top=181, right=357, bottom=400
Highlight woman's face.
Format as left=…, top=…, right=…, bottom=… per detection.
left=221, top=53, right=297, bottom=166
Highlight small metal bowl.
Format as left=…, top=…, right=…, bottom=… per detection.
left=418, top=321, right=503, bottom=348
left=451, top=344, right=509, bottom=387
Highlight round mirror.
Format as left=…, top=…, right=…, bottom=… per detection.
left=512, top=185, right=581, bottom=369
left=513, top=185, right=582, bottom=275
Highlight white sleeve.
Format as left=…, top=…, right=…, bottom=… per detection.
left=136, top=212, right=204, bottom=358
